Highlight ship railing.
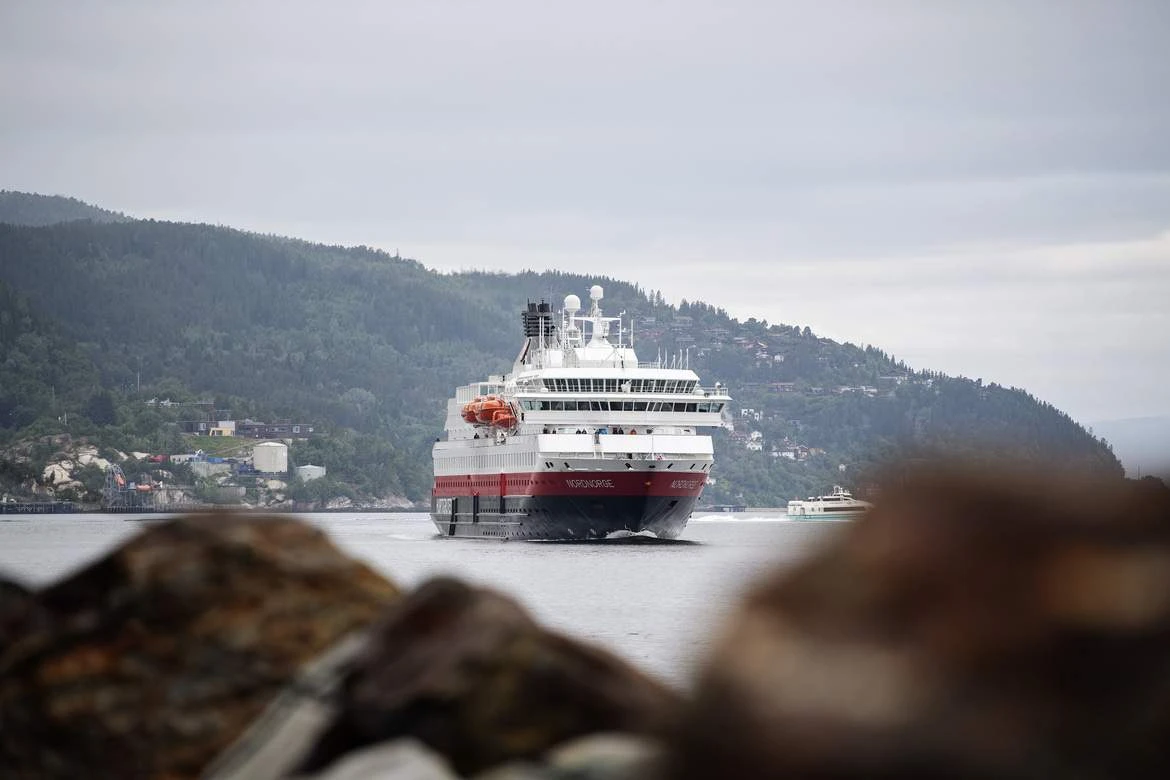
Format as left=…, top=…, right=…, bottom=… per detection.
left=549, top=451, right=711, bottom=461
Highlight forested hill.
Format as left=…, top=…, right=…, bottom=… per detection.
left=0, top=191, right=128, bottom=227
left=0, top=209, right=1122, bottom=503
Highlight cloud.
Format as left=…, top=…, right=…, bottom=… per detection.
left=1, top=0, right=1167, bottom=423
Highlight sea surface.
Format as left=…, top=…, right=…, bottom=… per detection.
left=0, top=511, right=843, bottom=686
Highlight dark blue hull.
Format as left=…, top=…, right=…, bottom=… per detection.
left=429, top=493, right=696, bottom=540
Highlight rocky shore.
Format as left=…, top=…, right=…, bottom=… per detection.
left=3, top=469, right=1170, bottom=779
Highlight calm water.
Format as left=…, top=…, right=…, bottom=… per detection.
left=0, top=512, right=842, bottom=685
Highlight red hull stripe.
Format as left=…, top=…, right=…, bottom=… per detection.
left=433, top=471, right=707, bottom=498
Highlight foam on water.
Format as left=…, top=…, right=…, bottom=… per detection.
left=605, top=528, right=659, bottom=540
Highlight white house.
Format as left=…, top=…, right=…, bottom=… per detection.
left=253, top=441, right=289, bottom=474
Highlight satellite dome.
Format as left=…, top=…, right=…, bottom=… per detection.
left=564, top=294, right=581, bottom=313
left=589, top=284, right=604, bottom=301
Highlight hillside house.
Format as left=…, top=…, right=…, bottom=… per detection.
left=235, top=419, right=316, bottom=439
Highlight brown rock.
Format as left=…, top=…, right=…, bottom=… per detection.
left=670, top=469, right=1170, bottom=780
left=0, top=513, right=399, bottom=779
left=1, top=576, right=49, bottom=646
left=299, top=577, right=683, bottom=777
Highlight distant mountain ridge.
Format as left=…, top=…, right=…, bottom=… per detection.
left=0, top=190, right=128, bottom=227
left=0, top=192, right=1123, bottom=502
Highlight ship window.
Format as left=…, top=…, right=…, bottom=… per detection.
left=634, top=401, right=648, bottom=412
left=629, top=379, right=643, bottom=392
left=697, top=402, right=709, bottom=413
left=622, top=401, right=634, bottom=411
left=713, top=403, right=724, bottom=413
left=592, top=401, right=606, bottom=411
left=685, top=403, right=697, bottom=412
left=550, top=401, right=564, bottom=411
left=665, top=381, right=677, bottom=394
left=656, top=380, right=667, bottom=392
left=605, top=379, right=618, bottom=392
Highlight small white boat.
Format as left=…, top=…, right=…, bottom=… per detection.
left=786, top=485, right=871, bottom=521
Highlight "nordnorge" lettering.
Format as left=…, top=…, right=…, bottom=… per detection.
left=565, top=479, right=615, bottom=489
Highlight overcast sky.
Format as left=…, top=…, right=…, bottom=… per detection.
left=2, top=0, right=1168, bottom=426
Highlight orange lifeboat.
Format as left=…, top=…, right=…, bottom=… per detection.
left=491, top=407, right=517, bottom=429
left=461, top=396, right=483, bottom=424
left=476, top=396, right=507, bottom=424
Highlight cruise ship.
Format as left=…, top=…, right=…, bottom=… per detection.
left=431, top=285, right=731, bottom=540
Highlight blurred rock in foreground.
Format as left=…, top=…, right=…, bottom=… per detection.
left=297, top=577, right=681, bottom=778
left=670, top=469, right=1170, bottom=780
left=0, top=513, right=400, bottom=779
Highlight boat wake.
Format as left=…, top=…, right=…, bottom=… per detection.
left=531, top=530, right=699, bottom=545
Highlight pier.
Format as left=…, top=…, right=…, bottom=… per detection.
left=0, top=501, right=80, bottom=515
